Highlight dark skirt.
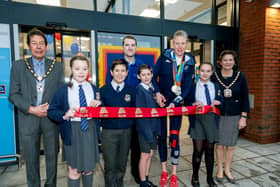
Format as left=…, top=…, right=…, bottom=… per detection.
left=189, top=113, right=219, bottom=143
left=217, top=115, right=240, bottom=146
left=62, top=119, right=100, bottom=172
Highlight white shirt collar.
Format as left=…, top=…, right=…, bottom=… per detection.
left=72, top=79, right=87, bottom=88
left=140, top=82, right=153, bottom=91
left=111, top=80, right=125, bottom=91
left=198, top=79, right=211, bottom=86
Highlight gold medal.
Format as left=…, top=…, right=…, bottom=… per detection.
left=171, top=85, right=181, bottom=96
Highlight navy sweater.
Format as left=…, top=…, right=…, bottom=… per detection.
left=100, top=83, right=135, bottom=129
left=135, top=84, right=160, bottom=143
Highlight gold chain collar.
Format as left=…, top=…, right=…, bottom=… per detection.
left=214, top=71, right=240, bottom=89
left=24, top=58, right=56, bottom=81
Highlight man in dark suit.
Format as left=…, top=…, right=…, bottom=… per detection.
left=9, top=28, right=64, bottom=187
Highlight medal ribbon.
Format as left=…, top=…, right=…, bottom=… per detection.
left=172, top=52, right=186, bottom=86
left=75, top=105, right=220, bottom=118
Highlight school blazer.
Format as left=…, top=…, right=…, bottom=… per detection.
left=47, top=83, right=100, bottom=145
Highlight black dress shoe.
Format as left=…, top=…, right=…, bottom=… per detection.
left=207, top=178, right=217, bottom=187
left=224, top=172, right=236, bottom=184
left=147, top=180, right=157, bottom=187
left=191, top=178, right=200, bottom=187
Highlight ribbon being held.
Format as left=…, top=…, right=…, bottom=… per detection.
left=75, top=105, right=220, bottom=118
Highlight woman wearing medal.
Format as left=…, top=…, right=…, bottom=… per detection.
left=211, top=50, right=250, bottom=184
left=153, top=30, right=195, bottom=187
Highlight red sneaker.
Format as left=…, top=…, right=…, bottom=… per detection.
left=169, top=174, right=178, bottom=187
left=159, top=171, right=168, bottom=187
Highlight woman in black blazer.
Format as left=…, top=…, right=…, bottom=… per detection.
left=211, top=50, right=250, bottom=184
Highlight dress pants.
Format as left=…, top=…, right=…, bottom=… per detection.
left=102, top=128, right=132, bottom=187
left=20, top=117, right=59, bottom=187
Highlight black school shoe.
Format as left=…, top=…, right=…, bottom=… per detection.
left=191, top=177, right=200, bottom=187
left=147, top=180, right=157, bottom=187
left=207, top=178, right=217, bottom=187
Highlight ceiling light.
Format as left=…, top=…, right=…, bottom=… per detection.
left=37, top=0, right=60, bottom=6
left=269, top=0, right=280, bottom=8
left=140, top=9, right=160, bottom=18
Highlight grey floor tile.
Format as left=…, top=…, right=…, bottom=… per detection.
left=266, top=153, right=280, bottom=163
left=1, top=137, right=279, bottom=187
left=247, top=156, right=280, bottom=172
left=231, top=160, right=267, bottom=177
left=252, top=172, right=280, bottom=187
left=233, top=146, right=260, bottom=159
left=223, top=178, right=262, bottom=187
left=243, top=144, right=279, bottom=156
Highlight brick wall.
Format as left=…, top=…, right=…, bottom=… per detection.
left=239, top=0, right=280, bottom=143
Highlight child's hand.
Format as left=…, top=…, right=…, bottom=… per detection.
left=211, top=100, right=221, bottom=107
left=156, top=92, right=166, bottom=108
left=192, top=101, right=204, bottom=109
left=89, top=100, right=102, bottom=108
left=63, top=108, right=77, bottom=120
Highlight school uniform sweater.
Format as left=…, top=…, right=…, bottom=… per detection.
left=135, top=84, right=160, bottom=143
left=100, top=83, right=135, bottom=129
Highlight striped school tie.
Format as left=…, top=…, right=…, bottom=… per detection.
left=204, top=84, right=212, bottom=105
left=79, top=85, right=88, bottom=131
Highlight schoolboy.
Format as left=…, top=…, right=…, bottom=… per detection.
left=136, top=64, right=160, bottom=187
left=100, top=59, right=135, bottom=187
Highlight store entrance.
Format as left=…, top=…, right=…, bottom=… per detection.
left=18, top=25, right=91, bottom=82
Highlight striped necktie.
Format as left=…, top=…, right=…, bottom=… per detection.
left=79, top=85, right=88, bottom=131
left=204, top=84, right=212, bottom=105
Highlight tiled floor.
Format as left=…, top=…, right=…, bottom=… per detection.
left=1, top=135, right=280, bottom=187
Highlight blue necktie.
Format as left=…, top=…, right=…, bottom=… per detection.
left=116, top=85, right=120, bottom=93
left=79, top=85, right=88, bottom=131
left=204, top=84, right=212, bottom=105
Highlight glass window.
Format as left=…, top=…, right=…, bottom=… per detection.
left=12, top=0, right=94, bottom=11
left=61, top=35, right=91, bottom=80
left=97, top=0, right=160, bottom=18
left=97, top=32, right=161, bottom=86
left=164, top=0, right=211, bottom=24
left=216, top=0, right=232, bottom=26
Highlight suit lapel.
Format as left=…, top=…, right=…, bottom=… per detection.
left=26, top=57, right=37, bottom=93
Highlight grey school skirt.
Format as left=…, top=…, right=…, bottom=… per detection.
left=189, top=113, right=219, bottom=143
left=217, top=115, right=240, bottom=146
left=62, top=119, right=100, bottom=172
